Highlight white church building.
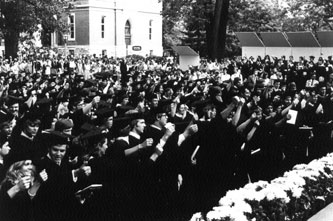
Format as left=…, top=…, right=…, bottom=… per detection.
left=51, top=0, right=163, bottom=58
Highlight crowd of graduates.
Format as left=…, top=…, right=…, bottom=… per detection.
left=0, top=53, right=333, bottom=220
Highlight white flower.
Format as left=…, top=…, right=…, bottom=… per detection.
left=292, top=187, right=303, bottom=198
left=206, top=210, right=222, bottom=220
left=219, top=189, right=247, bottom=206
left=228, top=207, right=249, bottom=221
left=253, top=191, right=266, bottom=202
left=190, top=212, right=203, bottom=221
left=293, top=164, right=307, bottom=170
left=192, top=153, right=333, bottom=221
left=261, top=184, right=290, bottom=203
left=234, top=201, right=252, bottom=214
left=244, top=180, right=269, bottom=191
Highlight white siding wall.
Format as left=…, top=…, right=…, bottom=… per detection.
left=68, top=0, right=163, bottom=57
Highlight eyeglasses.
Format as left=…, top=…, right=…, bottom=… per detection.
left=28, top=123, right=40, bottom=127
left=24, top=161, right=32, bottom=166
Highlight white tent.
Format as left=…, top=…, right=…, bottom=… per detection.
left=235, top=32, right=265, bottom=58
left=260, top=32, right=291, bottom=59
left=285, top=32, right=321, bottom=60
left=317, top=31, right=333, bottom=58
left=172, top=46, right=200, bottom=71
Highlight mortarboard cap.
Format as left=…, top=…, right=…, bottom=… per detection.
left=43, top=130, right=71, bottom=147
left=208, top=86, right=222, bottom=97
left=21, top=111, right=41, bottom=124
left=100, top=93, right=114, bottom=100
left=6, top=95, right=24, bottom=107
left=94, top=72, right=113, bottom=79
left=0, top=132, right=8, bottom=145
left=54, top=119, right=74, bottom=132
left=58, top=97, right=70, bottom=103
left=96, top=108, right=115, bottom=120
left=36, top=97, right=53, bottom=107
left=112, top=116, right=132, bottom=137
left=84, top=79, right=97, bottom=88
left=80, top=122, right=98, bottom=133
left=152, top=100, right=172, bottom=116
left=0, top=111, right=14, bottom=125
left=81, top=128, right=107, bottom=144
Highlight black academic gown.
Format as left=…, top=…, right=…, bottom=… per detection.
left=78, top=155, right=115, bottom=221
left=7, top=133, right=43, bottom=167
left=0, top=181, right=34, bottom=221
left=156, top=131, right=188, bottom=219
left=34, top=157, right=80, bottom=221
left=111, top=134, right=150, bottom=220
left=195, top=115, right=237, bottom=211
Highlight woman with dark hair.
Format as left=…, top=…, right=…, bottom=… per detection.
left=7, top=112, right=42, bottom=167
left=0, top=160, right=47, bottom=221
left=0, top=133, right=10, bottom=181
left=78, top=129, right=115, bottom=221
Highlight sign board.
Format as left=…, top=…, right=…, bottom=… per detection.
left=132, top=46, right=142, bottom=51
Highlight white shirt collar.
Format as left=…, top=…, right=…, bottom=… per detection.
left=151, top=124, right=162, bottom=131
left=21, top=131, right=34, bottom=141
left=129, top=131, right=140, bottom=140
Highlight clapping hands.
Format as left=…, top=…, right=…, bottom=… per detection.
left=39, top=169, right=48, bottom=182
left=17, top=176, right=32, bottom=191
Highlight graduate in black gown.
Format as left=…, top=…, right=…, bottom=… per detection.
left=34, top=131, right=92, bottom=221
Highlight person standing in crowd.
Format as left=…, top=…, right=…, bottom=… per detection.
left=142, top=105, right=176, bottom=218
left=74, top=128, right=112, bottom=221
left=95, top=107, right=116, bottom=142
left=4, top=96, right=23, bottom=121
left=0, top=133, right=10, bottom=181
left=0, top=51, right=332, bottom=220
left=70, top=95, right=100, bottom=136
left=7, top=112, right=43, bottom=167
left=34, top=131, right=91, bottom=221
left=0, top=160, right=48, bottom=221
left=110, top=115, right=154, bottom=220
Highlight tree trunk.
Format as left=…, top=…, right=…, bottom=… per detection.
left=4, top=31, right=19, bottom=59
left=206, top=12, right=214, bottom=59
left=211, top=0, right=230, bottom=59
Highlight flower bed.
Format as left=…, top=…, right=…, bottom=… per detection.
left=191, top=153, right=333, bottom=221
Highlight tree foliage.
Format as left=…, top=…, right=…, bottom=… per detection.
left=0, top=0, right=69, bottom=58
left=160, top=0, right=192, bottom=50
left=161, top=0, right=333, bottom=58
left=161, top=0, right=287, bottom=58
left=283, top=0, right=333, bottom=31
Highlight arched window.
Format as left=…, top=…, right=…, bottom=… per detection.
left=125, top=20, right=131, bottom=46
left=149, top=20, right=153, bottom=40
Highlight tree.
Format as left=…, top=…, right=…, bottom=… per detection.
left=0, top=0, right=68, bottom=58
left=283, top=0, right=333, bottom=32
left=181, top=0, right=214, bottom=57
left=211, top=0, right=229, bottom=59
left=160, top=0, right=191, bottom=50
left=161, top=0, right=289, bottom=59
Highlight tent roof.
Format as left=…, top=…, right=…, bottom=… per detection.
left=172, top=46, right=199, bottom=56
left=260, top=32, right=291, bottom=47
left=285, top=32, right=320, bottom=47
left=235, top=32, right=265, bottom=47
